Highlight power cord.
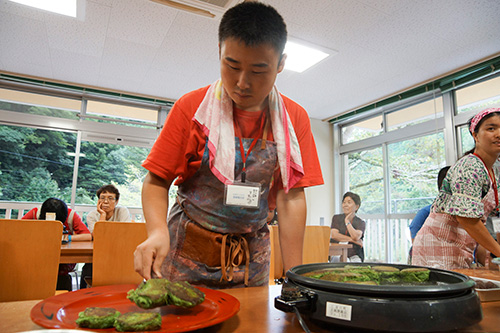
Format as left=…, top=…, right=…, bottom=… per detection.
left=293, top=305, right=311, bottom=333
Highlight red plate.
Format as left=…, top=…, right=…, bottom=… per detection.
left=30, top=284, right=240, bottom=332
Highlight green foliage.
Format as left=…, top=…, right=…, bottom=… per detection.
left=347, top=132, right=445, bottom=215
left=0, top=123, right=149, bottom=208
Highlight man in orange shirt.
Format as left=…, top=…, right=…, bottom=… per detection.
left=134, top=2, right=323, bottom=288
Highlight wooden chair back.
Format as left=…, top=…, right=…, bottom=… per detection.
left=92, top=221, right=148, bottom=287
left=269, top=225, right=283, bottom=284
left=0, top=219, right=62, bottom=301
left=302, top=225, right=331, bottom=264
left=269, top=225, right=331, bottom=284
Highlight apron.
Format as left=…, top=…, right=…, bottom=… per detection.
left=412, top=171, right=497, bottom=270
left=161, top=128, right=278, bottom=289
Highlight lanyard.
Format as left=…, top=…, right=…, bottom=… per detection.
left=234, top=110, right=266, bottom=183
left=473, top=153, right=499, bottom=209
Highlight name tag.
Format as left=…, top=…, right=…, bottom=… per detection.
left=224, top=182, right=261, bottom=208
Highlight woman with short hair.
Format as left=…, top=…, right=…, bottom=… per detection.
left=330, top=192, right=366, bottom=262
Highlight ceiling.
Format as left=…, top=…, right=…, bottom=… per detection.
left=1, top=0, right=500, bottom=121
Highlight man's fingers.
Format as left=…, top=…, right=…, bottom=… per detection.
left=152, top=250, right=167, bottom=279
left=134, top=246, right=152, bottom=280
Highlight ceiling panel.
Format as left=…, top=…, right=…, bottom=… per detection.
left=0, top=0, right=499, bottom=120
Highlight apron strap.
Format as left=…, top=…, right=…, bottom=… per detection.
left=220, top=234, right=250, bottom=286
left=177, top=196, right=251, bottom=286
left=260, top=111, right=271, bottom=150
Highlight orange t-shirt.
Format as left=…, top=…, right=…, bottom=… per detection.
left=142, top=85, right=324, bottom=209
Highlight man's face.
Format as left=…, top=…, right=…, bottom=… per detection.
left=219, top=37, right=285, bottom=112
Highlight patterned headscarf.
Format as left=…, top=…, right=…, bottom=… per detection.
left=469, top=108, right=500, bottom=134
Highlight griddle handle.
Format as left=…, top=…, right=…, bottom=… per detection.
left=274, top=292, right=316, bottom=313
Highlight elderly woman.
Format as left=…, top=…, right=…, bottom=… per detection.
left=412, top=108, right=500, bottom=269
left=81, top=184, right=131, bottom=288
left=86, top=184, right=131, bottom=233
left=330, top=192, right=366, bottom=262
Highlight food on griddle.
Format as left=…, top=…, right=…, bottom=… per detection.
left=400, top=267, right=430, bottom=283
left=345, top=280, right=378, bottom=285
left=373, top=265, right=401, bottom=283
left=127, top=278, right=205, bottom=309
left=303, top=268, right=345, bottom=279
left=474, top=279, right=499, bottom=289
left=75, top=307, right=120, bottom=329
left=114, top=312, right=162, bottom=332
left=302, top=265, right=430, bottom=285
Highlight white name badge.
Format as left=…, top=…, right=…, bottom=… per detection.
left=224, top=182, right=261, bottom=208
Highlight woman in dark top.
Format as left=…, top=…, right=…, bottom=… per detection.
left=330, top=192, right=366, bottom=262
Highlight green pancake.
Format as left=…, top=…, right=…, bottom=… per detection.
left=165, top=280, right=205, bottom=308
left=373, top=266, right=401, bottom=283
left=400, top=267, right=430, bottom=283
left=114, top=312, right=162, bottom=332
left=75, top=307, right=120, bottom=329
left=127, top=278, right=205, bottom=309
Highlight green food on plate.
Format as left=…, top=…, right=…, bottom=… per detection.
left=127, top=278, right=205, bottom=309
left=114, top=312, right=162, bottom=332
left=75, top=307, right=120, bottom=329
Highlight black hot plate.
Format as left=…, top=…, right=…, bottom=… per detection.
left=275, top=262, right=482, bottom=332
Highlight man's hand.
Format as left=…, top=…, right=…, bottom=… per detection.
left=134, top=229, right=170, bottom=280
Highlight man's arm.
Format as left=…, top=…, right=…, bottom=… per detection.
left=134, top=171, right=173, bottom=280
left=276, top=187, right=306, bottom=273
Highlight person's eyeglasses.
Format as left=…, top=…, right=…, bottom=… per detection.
left=99, top=196, right=116, bottom=202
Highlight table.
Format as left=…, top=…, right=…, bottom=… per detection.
left=3, top=268, right=499, bottom=332
left=60, top=241, right=93, bottom=263
left=329, top=243, right=353, bottom=262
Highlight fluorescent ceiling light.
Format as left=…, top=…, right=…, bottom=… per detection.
left=9, top=0, right=77, bottom=17
left=284, top=40, right=331, bottom=73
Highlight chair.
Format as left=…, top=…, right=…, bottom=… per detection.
left=269, top=225, right=283, bottom=284
left=92, top=221, right=148, bottom=287
left=269, top=225, right=331, bottom=284
left=302, top=225, right=331, bottom=264
left=0, top=219, right=62, bottom=301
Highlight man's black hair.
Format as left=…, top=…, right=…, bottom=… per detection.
left=219, top=2, right=287, bottom=56
left=40, top=197, right=68, bottom=223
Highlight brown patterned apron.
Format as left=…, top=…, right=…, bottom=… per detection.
left=160, top=124, right=278, bottom=288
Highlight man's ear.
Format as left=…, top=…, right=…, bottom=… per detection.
left=278, top=53, right=287, bottom=73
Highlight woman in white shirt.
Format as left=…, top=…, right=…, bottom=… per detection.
left=86, top=184, right=131, bottom=233
left=81, top=184, right=131, bottom=288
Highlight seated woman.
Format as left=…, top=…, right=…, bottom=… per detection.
left=330, top=192, right=366, bottom=262
left=81, top=184, right=131, bottom=288
left=412, top=108, right=500, bottom=269
left=86, top=184, right=131, bottom=232
left=22, top=197, right=91, bottom=290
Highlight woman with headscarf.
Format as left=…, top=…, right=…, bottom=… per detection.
left=412, top=108, right=500, bottom=269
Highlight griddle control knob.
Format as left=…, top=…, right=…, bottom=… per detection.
left=275, top=285, right=316, bottom=313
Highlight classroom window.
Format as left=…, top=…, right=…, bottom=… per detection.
left=455, top=75, right=500, bottom=114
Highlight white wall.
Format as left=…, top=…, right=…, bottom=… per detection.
left=305, top=118, right=333, bottom=226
